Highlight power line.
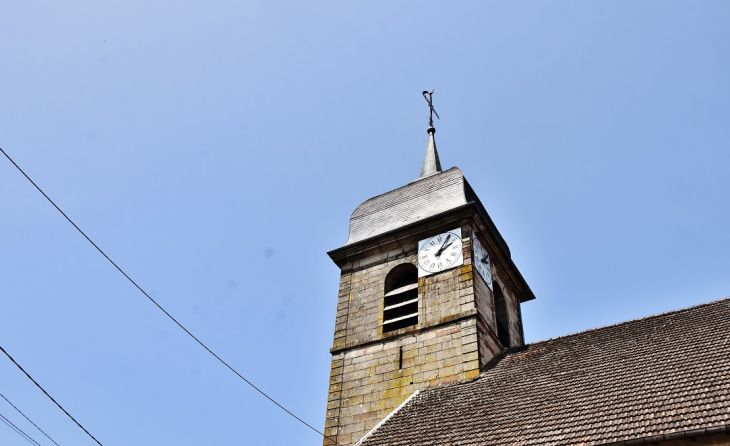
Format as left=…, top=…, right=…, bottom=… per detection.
left=0, top=411, right=41, bottom=446
left=0, top=413, right=37, bottom=445
left=0, top=415, right=31, bottom=445
left=0, top=414, right=37, bottom=446
left=0, top=392, right=61, bottom=446
left=0, top=346, right=102, bottom=445
left=0, top=147, right=341, bottom=446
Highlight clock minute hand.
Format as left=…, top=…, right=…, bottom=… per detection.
left=435, top=234, right=452, bottom=256
left=439, top=241, right=455, bottom=257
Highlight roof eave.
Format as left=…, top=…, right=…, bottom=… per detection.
left=600, top=424, right=729, bottom=446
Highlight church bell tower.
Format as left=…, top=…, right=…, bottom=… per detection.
left=323, top=94, right=535, bottom=445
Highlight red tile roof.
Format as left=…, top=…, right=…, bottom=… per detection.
left=358, top=298, right=730, bottom=446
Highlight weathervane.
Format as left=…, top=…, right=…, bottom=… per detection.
left=422, top=90, right=440, bottom=129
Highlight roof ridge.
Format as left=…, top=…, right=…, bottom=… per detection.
left=396, top=297, right=730, bottom=392
left=524, top=296, right=730, bottom=348
left=408, top=297, right=730, bottom=390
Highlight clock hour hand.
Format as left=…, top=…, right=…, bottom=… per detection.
left=481, top=255, right=489, bottom=264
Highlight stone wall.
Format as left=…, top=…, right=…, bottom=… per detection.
left=502, top=273, right=524, bottom=347
left=473, top=268, right=501, bottom=368
left=324, top=222, right=523, bottom=445
left=331, top=223, right=485, bottom=352
left=324, top=320, right=481, bottom=445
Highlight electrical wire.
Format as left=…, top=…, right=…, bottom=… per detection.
left=0, top=147, right=341, bottom=446
left=0, top=411, right=41, bottom=446
left=0, top=392, right=61, bottom=446
left=0, top=414, right=36, bottom=445
left=0, top=415, right=29, bottom=444
left=0, top=346, right=101, bottom=445
left=0, top=413, right=36, bottom=445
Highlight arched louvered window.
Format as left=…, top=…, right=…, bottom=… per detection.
left=382, top=264, right=418, bottom=332
left=494, top=282, right=511, bottom=347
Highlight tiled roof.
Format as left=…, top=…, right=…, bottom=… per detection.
left=358, top=298, right=730, bottom=446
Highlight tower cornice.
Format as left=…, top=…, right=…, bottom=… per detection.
left=328, top=202, right=535, bottom=304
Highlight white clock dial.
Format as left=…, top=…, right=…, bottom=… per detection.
left=418, top=228, right=464, bottom=277
left=472, top=232, right=493, bottom=290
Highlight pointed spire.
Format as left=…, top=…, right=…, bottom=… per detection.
left=420, top=90, right=442, bottom=178
left=420, top=126, right=442, bottom=178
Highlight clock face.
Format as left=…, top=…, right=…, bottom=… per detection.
left=472, top=232, right=493, bottom=291
left=418, top=228, right=464, bottom=277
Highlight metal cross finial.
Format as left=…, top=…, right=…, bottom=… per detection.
left=422, top=90, right=440, bottom=128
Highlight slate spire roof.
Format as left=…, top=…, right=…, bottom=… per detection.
left=356, top=297, right=730, bottom=446
left=343, top=167, right=469, bottom=246
left=339, top=166, right=513, bottom=267
left=420, top=126, right=442, bottom=178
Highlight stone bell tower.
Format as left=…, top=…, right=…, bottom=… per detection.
left=323, top=100, right=535, bottom=445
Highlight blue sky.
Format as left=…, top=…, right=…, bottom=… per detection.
left=1, top=1, right=729, bottom=445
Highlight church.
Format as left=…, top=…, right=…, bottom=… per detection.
left=321, top=96, right=730, bottom=446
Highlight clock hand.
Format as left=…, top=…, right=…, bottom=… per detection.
left=481, top=255, right=489, bottom=264
left=435, top=234, right=452, bottom=257
left=440, top=240, right=455, bottom=255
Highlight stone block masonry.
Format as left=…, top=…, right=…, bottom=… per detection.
left=323, top=222, right=526, bottom=445
left=324, top=320, right=481, bottom=445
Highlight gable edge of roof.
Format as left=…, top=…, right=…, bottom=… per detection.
left=353, top=389, right=421, bottom=446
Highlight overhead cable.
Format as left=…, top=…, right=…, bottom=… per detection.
left=0, top=411, right=41, bottom=446
left=0, top=392, right=61, bottom=446
left=0, top=147, right=340, bottom=446
left=0, top=346, right=102, bottom=445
